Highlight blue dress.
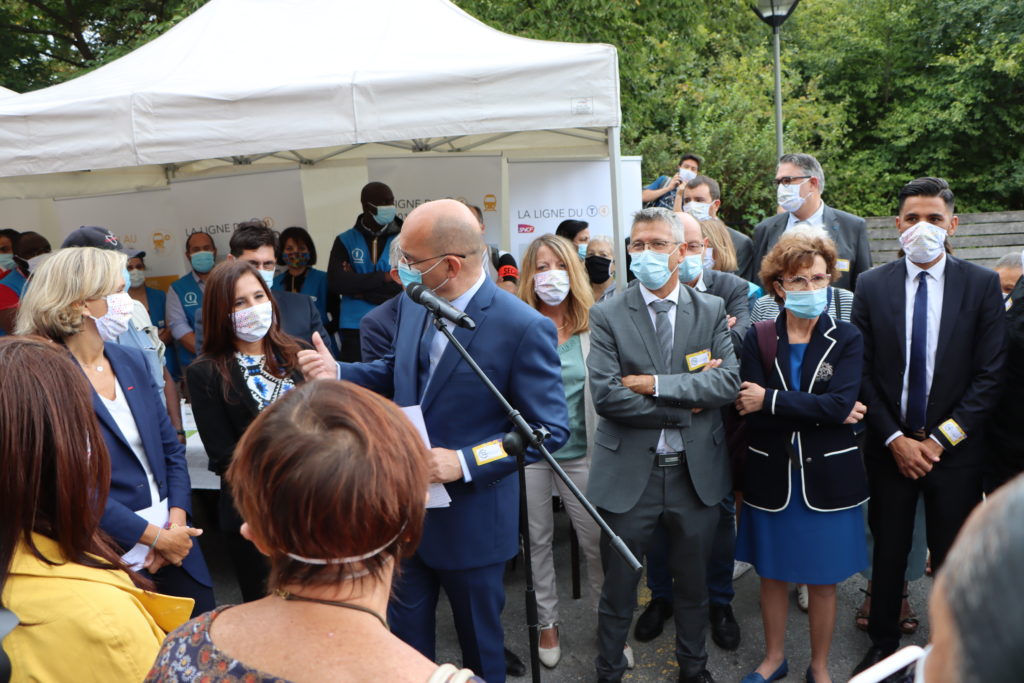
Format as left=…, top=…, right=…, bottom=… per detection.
left=735, top=343, right=867, bottom=585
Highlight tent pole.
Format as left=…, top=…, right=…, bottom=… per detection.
left=607, top=126, right=627, bottom=290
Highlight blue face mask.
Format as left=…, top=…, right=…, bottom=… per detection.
left=678, top=253, right=704, bottom=283
left=0, top=253, right=15, bottom=271
left=577, top=243, right=588, bottom=260
left=122, top=267, right=131, bottom=291
left=190, top=251, right=215, bottom=274
left=372, top=205, right=397, bottom=226
left=783, top=287, right=828, bottom=319
left=398, top=255, right=448, bottom=289
left=259, top=268, right=275, bottom=288
left=629, top=249, right=677, bottom=291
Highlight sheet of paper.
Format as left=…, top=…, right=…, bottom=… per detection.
left=401, top=405, right=452, bottom=509
left=121, top=497, right=170, bottom=570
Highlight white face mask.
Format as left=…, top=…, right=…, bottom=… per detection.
left=777, top=178, right=810, bottom=213
left=533, top=269, right=571, bottom=306
left=128, top=270, right=146, bottom=289
left=703, top=247, right=715, bottom=270
left=684, top=201, right=712, bottom=221
left=678, top=167, right=697, bottom=183
left=90, top=292, right=135, bottom=342
left=232, top=301, right=274, bottom=342
left=900, top=221, right=948, bottom=264
left=26, top=253, right=50, bottom=273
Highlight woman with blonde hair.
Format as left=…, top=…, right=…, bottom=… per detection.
left=517, top=233, right=614, bottom=669
left=699, top=218, right=739, bottom=274
left=16, top=247, right=213, bottom=616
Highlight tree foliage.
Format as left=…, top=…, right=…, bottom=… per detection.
left=1, top=0, right=1021, bottom=225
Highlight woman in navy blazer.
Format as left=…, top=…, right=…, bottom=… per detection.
left=733, top=231, right=868, bottom=683
left=15, top=246, right=213, bottom=616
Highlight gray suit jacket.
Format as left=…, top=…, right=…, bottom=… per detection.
left=728, top=227, right=756, bottom=282
left=751, top=204, right=872, bottom=291
left=698, top=269, right=751, bottom=356
left=586, top=283, right=741, bottom=513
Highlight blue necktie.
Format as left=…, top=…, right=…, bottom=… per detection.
left=907, top=272, right=928, bottom=431
left=417, top=319, right=436, bottom=399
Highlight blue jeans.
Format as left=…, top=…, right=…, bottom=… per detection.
left=647, top=492, right=736, bottom=605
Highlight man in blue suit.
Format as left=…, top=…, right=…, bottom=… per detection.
left=299, top=199, right=569, bottom=683
left=851, top=177, right=1007, bottom=676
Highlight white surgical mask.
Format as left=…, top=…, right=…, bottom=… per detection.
left=703, top=247, right=715, bottom=270
left=900, top=221, right=948, bottom=264
left=26, top=253, right=50, bottom=273
left=533, top=269, right=571, bottom=306
left=684, top=201, right=712, bottom=221
left=128, top=270, right=146, bottom=289
left=232, top=301, right=274, bottom=342
left=777, top=178, right=809, bottom=213
left=678, top=167, right=697, bottom=183
left=90, top=292, right=135, bottom=342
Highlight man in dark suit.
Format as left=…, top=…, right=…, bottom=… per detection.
left=588, top=208, right=740, bottom=683
left=359, top=238, right=404, bottom=362
left=752, top=153, right=871, bottom=291
left=635, top=212, right=748, bottom=650
left=851, top=177, right=1006, bottom=675
left=298, top=199, right=568, bottom=683
left=984, top=252, right=1024, bottom=492
left=194, top=224, right=329, bottom=351
left=675, top=174, right=756, bottom=282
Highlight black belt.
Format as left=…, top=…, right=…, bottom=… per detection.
left=656, top=452, right=685, bottom=467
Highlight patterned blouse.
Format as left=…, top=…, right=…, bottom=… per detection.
left=234, top=352, right=294, bottom=411
left=145, top=607, right=486, bottom=683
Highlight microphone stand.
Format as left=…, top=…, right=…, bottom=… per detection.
left=427, top=314, right=641, bottom=683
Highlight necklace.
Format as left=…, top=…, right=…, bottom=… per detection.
left=275, top=589, right=389, bottom=631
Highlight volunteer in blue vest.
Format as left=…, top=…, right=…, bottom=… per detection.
left=0, top=231, right=51, bottom=335
left=166, top=231, right=217, bottom=375
left=327, top=181, right=402, bottom=362
left=273, top=226, right=329, bottom=326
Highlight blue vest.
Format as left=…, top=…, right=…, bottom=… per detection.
left=0, top=268, right=26, bottom=297
left=170, top=274, right=203, bottom=369
left=338, top=229, right=395, bottom=329
left=146, top=286, right=179, bottom=380
left=273, top=267, right=329, bottom=324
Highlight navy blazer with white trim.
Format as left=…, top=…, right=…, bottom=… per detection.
left=740, top=313, right=869, bottom=512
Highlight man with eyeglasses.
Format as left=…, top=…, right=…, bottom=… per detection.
left=588, top=207, right=740, bottom=683
left=327, top=181, right=403, bottom=362
left=751, top=153, right=871, bottom=291
left=298, top=199, right=568, bottom=683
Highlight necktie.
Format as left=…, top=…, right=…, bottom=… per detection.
left=650, top=299, right=684, bottom=452
left=907, top=272, right=928, bottom=431
left=417, top=318, right=436, bottom=399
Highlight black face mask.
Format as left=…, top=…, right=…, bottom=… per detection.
left=585, top=255, right=612, bottom=284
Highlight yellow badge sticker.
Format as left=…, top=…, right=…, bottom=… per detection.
left=938, top=419, right=966, bottom=446
left=1006, top=297, right=1014, bottom=312
left=836, top=258, right=851, bottom=272
left=473, top=440, right=508, bottom=467
left=686, top=349, right=712, bottom=371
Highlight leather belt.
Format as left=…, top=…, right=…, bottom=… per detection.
left=656, top=452, right=685, bottom=467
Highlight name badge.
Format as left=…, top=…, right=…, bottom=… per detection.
left=938, top=419, right=967, bottom=446
left=686, top=349, right=711, bottom=371
left=472, top=439, right=508, bottom=466
left=836, top=258, right=851, bottom=272
left=1006, top=297, right=1014, bottom=312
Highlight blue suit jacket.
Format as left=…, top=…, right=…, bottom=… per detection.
left=92, top=343, right=211, bottom=587
left=340, top=276, right=569, bottom=570
left=852, top=255, right=1006, bottom=465
left=359, top=293, right=401, bottom=362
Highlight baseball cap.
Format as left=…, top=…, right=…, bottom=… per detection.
left=61, top=225, right=145, bottom=259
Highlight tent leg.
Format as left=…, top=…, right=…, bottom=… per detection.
left=607, top=126, right=627, bottom=290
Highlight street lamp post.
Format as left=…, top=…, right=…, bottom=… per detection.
left=752, top=0, right=801, bottom=159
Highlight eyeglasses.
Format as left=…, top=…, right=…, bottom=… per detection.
left=777, top=274, right=830, bottom=291
left=775, top=175, right=812, bottom=187
left=398, top=252, right=466, bottom=267
left=628, top=240, right=678, bottom=253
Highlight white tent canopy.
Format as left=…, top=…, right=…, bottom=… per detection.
left=0, top=0, right=620, bottom=179
left=0, top=87, right=16, bottom=99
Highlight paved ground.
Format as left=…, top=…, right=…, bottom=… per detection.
left=193, top=491, right=930, bottom=683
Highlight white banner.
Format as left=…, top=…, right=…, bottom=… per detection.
left=507, top=157, right=642, bottom=263
left=53, top=169, right=307, bottom=286
left=367, top=155, right=502, bottom=246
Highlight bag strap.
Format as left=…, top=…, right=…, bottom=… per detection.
left=753, top=320, right=778, bottom=381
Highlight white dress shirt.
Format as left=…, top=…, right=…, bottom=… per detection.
left=785, top=199, right=826, bottom=231
left=640, top=279, right=682, bottom=454
left=886, top=255, right=946, bottom=445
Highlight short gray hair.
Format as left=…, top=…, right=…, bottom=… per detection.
left=588, top=235, right=613, bottom=250
left=632, top=207, right=684, bottom=243
left=388, top=237, right=403, bottom=268
left=994, top=252, right=1022, bottom=270
left=779, top=153, right=825, bottom=194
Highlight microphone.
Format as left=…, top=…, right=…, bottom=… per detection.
left=406, top=283, right=477, bottom=330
